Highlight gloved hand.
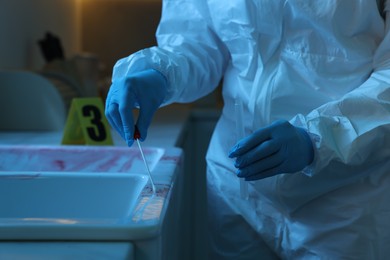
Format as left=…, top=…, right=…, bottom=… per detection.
left=228, top=120, right=314, bottom=181
left=105, top=69, right=167, bottom=146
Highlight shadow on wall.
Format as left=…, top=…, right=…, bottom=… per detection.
left=80, top=0, right=162, bottom=78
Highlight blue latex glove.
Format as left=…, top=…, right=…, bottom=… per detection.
left=228, top=120, right=314, bottom=181
left=105, top=69, right=167, bottom=146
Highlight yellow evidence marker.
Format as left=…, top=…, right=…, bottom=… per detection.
left=61, top=97, right=113, bottom=145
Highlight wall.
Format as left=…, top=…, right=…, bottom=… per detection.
left=0, top=0, right=80, bottom=71
left=0, top=0, right=162, bottom=73
left=0, top=0, right=221, bottom=106
left=79, top=0, right=162, bottom=77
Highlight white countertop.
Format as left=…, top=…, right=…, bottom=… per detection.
left=0, top=104, right=190, bottom=240
left=0, top=145, right=183, bottom=241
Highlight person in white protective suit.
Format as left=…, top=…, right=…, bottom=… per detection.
left=105, top=0, right=390, bottom=258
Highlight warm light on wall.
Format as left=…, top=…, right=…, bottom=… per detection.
left=79, top=0, right=162, bottom=76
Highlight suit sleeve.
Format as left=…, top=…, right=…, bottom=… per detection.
left=111, top=0, right=230, bottom=105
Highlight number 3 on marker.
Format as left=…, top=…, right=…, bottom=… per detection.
left=82, top=105, right=107, bottom=142
left=61, top=97, right=113, bottom=145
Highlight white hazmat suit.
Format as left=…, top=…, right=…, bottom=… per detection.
left=111, top=0, right=390, bottom=258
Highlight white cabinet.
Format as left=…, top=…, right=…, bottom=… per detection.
left=176, top=109, right=221, bottom=260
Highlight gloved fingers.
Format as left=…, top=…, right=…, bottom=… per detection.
left=118, top=93, right=136, bottom=146
left=229, top=125, right=273, bottom=158
left=105, top=102, right=125, bottom=140
left=234, top=139, right=280, bottom=168
left=232, top=120, right=314, bottom=181
left=105, top=69, right=167, bottom=146
left=244, top=167, right=281, bottom=181
left=236, top=150, right=285, bottom=180
left=132, top=69, right=167, bottom=141
left=105, top=83, right=128, bottom=140
left=136, top=106, right=158, bottom=141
